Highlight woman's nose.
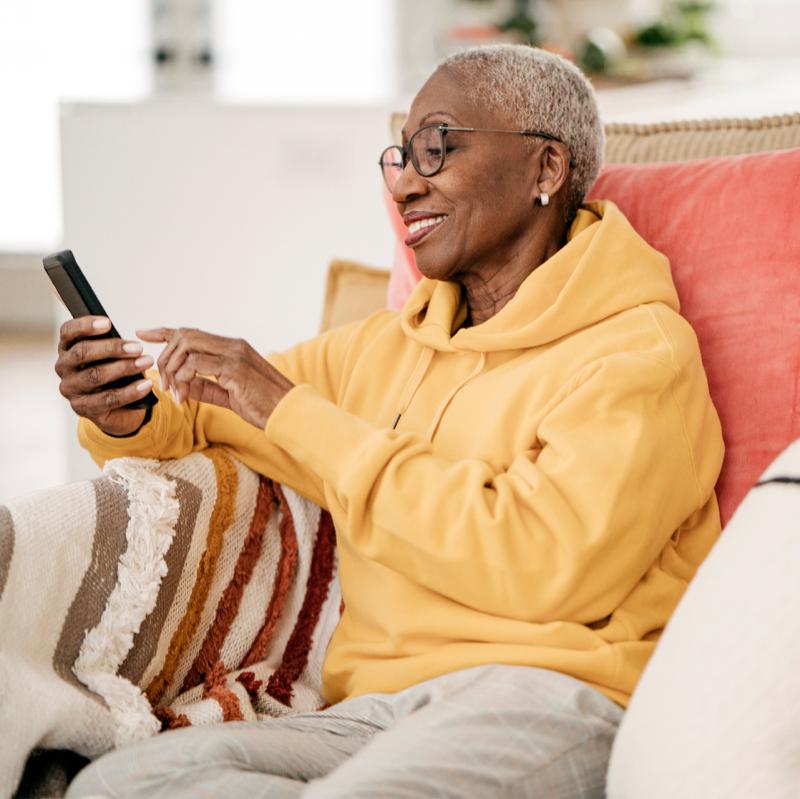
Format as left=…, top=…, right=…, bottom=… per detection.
left=391, top=161, right=429, bottom=204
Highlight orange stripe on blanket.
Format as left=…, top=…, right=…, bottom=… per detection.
left=180, top=476, right=275, bottom=693
left=267, top=510, right=337, bottom=706
left=204, top=660, right=244, bottom=722
left=239, top=484, right=299, bottom=668
left=145, top=448, right=238, bottom=705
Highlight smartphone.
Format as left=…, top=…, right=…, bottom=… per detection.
left=43, top=249, right=158, bottom=411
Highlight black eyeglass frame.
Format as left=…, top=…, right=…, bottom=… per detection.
left=378, top=123, right=572, bottom=191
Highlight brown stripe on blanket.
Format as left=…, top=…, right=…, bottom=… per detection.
left=266, top=510, right=337, bottom=706
left=180, top=477, right=275, bottom=692
left=236, top=671, right=263, bottom=703
left=154, top=705, right=192, bottom=731
left=240, top=484, right=299, bottom=668
left=145, top=448, right=238, bottom=705
left=51, top=478, right=130, bottom=706
left=0, top=505, right=14, bottom=601
left=118, top=477, right=202, bottom=685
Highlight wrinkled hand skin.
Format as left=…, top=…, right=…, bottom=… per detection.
left=138, top=326, right=294, bottom=429
left=55, top=315, right=152, bottom=437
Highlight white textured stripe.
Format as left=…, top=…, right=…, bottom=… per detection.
left=217, top=509, right=282, bottom=669
left=262, top=487, right=321, bottom=668
left=180, top=696, right=223, bottom=726
left=73, top=458, right=180, bottom=747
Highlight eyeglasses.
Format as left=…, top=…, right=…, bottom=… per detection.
left=378, top=123, right=567, bottom=192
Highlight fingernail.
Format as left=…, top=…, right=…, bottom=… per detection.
left=123, top=342, right=143, bottom=354
left=171, top=387, right=181, bottom=404
left=93, top=318, right=110, bottom=330
left=136, top=379, right=153, bottom=392
left=134, top=355, right=153, bottom=368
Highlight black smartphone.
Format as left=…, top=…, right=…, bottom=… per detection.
left=43, top=249, right=158, bottom=411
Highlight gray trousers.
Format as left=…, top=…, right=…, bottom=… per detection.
left=67, top=665, right=623, bottom=799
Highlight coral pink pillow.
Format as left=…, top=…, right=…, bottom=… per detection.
left=386, top=148, right=800, bottom=526
left=384, top=189, right=421, bottom=310
left=588, top=149, right=800, bottom=525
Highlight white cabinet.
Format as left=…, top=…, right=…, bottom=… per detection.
left=60, top=99, right=395, bottom=480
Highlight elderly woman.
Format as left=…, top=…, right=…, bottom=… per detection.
left=60, top=45, right=723, bottom=798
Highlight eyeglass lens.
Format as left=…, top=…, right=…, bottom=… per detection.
left=410, top=125, right=445, bottom=177
left=380, top=126, right=446, bottom=191
left=380, top=148, right=403, bottom=192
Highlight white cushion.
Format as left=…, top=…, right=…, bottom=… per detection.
left=607, top=439, right=800, bottom=799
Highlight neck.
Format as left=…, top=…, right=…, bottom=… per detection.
left=461, top=219, right=567, bottom=327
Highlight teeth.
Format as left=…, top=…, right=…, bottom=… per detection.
left=408, top=215, right=446, bottom=235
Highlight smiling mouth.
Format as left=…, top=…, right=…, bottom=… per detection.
left=405, top=215, right=448, bottom=247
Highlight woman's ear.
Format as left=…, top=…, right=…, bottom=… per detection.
left=531, top=141, right=570, bottom=206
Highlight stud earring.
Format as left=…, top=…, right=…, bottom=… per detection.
left=539, top=191, right=550, bottom=206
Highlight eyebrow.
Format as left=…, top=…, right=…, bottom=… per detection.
left=401, top=110, right=462, bottom=140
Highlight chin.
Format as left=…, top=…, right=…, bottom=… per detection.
left=414, top=251, right=457, bottom=283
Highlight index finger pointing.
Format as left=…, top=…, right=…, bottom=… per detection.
left=136, top=327, right=174, bottom=343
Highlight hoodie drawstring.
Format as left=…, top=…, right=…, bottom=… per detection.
left=391, top=347, right=434, bottom=429
left=391, top=348, right=487, bottom=440
left=424, top=352, right=486, bottom=441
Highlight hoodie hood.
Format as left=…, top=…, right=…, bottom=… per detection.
left=400, top=200, right=679, bottom=353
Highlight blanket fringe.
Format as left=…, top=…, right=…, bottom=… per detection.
left=73, top=459, right=180, bottom=747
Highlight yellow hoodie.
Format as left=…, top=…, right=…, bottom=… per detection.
left=80, top=201, right=724, bottom=708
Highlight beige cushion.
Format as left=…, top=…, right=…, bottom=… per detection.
left=604, top=112, right=800, bottom=163
left=320, top=259, right=390, bottom=333
left=322, top=112, right=800, bottom=330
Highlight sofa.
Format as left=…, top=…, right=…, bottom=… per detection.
left=2, top=112, right=799, bottom=798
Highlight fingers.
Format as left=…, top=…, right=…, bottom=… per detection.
left=59, top=354, right=154, bottom=397
left=150, top=327, right=232, bottom=394
left=58, top=316, right=111, bottom=353
left=58, top=337, right=142, bottom=373
left=186, top=375, right=231, bottom=409
left=55, top=317, right=158, bottom=437
left=172, top=352, right=227, bottom=402
left=136, top=327, right=173, bottom=343
left=136, top=328, right=182, bottom=393
left=151, top=329, right=180, bottom=392
left=67, top=376, right=154, bottom=419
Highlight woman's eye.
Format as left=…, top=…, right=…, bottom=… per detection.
left=425, top=147, right=443, bottom=157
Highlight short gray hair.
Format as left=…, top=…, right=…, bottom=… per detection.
left=439, top=45, right=604, bottom=220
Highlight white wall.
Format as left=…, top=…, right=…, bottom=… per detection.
left=60, top=99, right=396, bottom=480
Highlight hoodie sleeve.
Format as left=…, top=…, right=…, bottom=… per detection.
left=78, top=318, right=366, bottom=508
left=264, top=349, right=723, bottom=622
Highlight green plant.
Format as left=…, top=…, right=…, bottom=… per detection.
left=633, top=1, right=716, bottom=49
left=497, top=0, right=539, bottom=46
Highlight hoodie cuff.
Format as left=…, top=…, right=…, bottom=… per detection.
left=264, top=384, right=376, bottom=492
left=77, top=378, right=167, bottom=461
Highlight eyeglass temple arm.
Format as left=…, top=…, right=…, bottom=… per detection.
left=440, top=125, right=574, bottom=167
left=439, top=125, right=561, bottom=142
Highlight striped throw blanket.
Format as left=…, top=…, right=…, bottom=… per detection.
left=0, top=449, right=340, bottom=798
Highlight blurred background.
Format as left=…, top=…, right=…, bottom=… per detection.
left=2, top=0, right=799, bottom=498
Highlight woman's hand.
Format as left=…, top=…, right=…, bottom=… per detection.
left=55, top=316, right=154, bottom=437
left=138, top=327, right=294, bottom=429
